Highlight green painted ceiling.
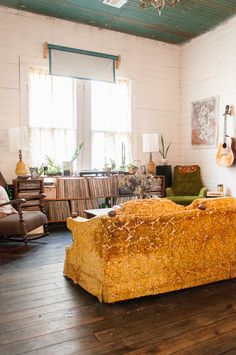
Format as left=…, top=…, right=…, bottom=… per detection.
left=1, top=0, right=236, bottom=44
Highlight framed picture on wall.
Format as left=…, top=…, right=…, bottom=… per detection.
left=191, top=96, right=219, bottom=148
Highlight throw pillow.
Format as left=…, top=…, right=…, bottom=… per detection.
left=0, top=186, right=18, bottom=218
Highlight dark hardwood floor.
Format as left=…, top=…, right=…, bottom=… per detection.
left=0, top=225, right=236, bottom=355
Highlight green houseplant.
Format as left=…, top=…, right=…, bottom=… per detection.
left=63, top=142, right=84, bottom=175
left=159, top=134, right=171, bottom=165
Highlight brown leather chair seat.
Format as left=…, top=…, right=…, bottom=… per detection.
left=0, top=211, right=47, bottom=236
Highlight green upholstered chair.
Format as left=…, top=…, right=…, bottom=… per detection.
left=166, top=165, right=207, bottom=205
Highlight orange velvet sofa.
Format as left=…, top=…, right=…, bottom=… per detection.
left=64, top=197, right=236, bottom=303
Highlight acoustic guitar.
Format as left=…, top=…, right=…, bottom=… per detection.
left=216, top=105, right=235, bottom=167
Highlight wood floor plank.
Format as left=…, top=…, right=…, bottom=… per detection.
left=123, top=315, right=236, bottom=354
left=0, top=276, right=65, bottom=295
left=0, top=226, right=236, bottom=355
left=174, top=328, right=236, bottom=355
left=95, top=304, right=236, bottom=345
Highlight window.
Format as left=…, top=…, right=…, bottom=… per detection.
left=28, top=69, right=132, bottom=170
left=91, top=79, right=132, bottom=169
left=28, top=69, right=77, bottom=167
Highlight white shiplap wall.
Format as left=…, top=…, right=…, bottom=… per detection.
left=181, top=16, right=236, bottom=196
left=0, top=7, right=180, bottom=183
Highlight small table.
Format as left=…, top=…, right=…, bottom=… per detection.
left=84, top=208, right=114, bottom=219
left=206, top=192, right=224, bottom=198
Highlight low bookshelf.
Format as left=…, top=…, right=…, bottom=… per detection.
left=43, top=175, right=119, bottom=222
left=17, top=174, right=165, bottom=223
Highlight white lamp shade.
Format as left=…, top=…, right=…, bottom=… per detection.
left=143, top=133, right=159, bottom=153
left=8, top=126, right=29, bottom=152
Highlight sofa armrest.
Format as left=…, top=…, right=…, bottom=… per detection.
left=198, top=187, right=207, bottom=198
left=166, top=187, right=174, bottom=197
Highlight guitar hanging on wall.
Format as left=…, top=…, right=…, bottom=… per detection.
left=216, top=105, right=236, bottom=167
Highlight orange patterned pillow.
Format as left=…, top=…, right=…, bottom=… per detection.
left=178, top=165, right=198, bottom=174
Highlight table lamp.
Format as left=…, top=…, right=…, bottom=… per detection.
left=8, top=126, right=30, bottom=177
left=143, top=133, right=159, bottom=174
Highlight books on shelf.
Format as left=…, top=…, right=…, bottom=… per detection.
left=207, top=191, right=224, bottom=197
left=87, top=177, right=113, bottom=197
left=71, top=199, right=99, bottom=218
left=45, top=200, right=71, bottom=222
left=57, top=177, right=90, bottom=199
left=40, top=174, right=165, bottom=222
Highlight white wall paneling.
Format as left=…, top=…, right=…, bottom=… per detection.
left=0, top=6, right=180, bottom=182
left=181, top=16, right=236, bottom=196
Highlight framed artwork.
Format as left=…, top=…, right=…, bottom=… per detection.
left=29, top=167, right=39, bottom=179
left=191, top=96, right=219, bottom=148
left=139, top=165, right=146, bottom=174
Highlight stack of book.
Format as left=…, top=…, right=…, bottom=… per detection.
left=46, top=201, right=71, bottom=222
left=57, top=177, right=90, bottom=198
left=87, top=177, right=112, bottom=197
left=110, top=175, right=122, bottom=196
left=71, top=199, right=99, bottom=218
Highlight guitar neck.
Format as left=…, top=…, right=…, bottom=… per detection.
left=223, top=113, right=227, bottom=143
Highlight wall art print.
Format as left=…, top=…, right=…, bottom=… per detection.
left=191, top=96, right=219, bottom=148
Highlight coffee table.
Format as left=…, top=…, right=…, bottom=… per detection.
left=84, top=208, right=114, bottom=219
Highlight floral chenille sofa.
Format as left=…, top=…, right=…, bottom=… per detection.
left=64, top=197, right=236, bottom=303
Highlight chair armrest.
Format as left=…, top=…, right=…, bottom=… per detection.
left=166, top=187, right=175, bottom=197
left=198, top=187, right=207, bottom=198
left=0, top=198, right=25, bottom=208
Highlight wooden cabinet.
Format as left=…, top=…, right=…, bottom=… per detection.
left=156, top=165, right=172, bottom=189
left=13, top=178, right=44, bottom=210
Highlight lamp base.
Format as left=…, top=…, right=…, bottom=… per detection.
left=15, top=160, right=30, bottom=176
left=146, top=160, right=156, bottom=175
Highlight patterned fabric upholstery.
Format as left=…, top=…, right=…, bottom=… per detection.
left=64, top=197, right=236, bottom=303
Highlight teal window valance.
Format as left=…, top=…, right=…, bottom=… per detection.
left=47, top=44, right=119, bottom=83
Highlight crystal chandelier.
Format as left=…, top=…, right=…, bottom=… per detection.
left=140, top=0, right=181, bottom=15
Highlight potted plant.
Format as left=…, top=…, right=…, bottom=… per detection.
left=159, top=134, right=171, bottom=165
left=127, top=160, right=142, bottom=174
left=63, top=142, right=84, bottom=175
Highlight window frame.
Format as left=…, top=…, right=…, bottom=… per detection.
left=20, top=57, right=137, bottom=170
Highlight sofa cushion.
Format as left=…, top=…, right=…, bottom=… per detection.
left=116, top=198, right=184, bottom=217
left=0, top=186, right=17, bottom=218
left=185, top=197, right=236, bottom=210
left=0, top=211, right=47, bottom=236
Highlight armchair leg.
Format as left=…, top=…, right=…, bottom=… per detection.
left=23, top=236, right=28, bottom=245
left=44, top=223, right=49, bottom=236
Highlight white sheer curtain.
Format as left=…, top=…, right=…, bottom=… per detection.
left=91, top=79, right=132, bottom=169
left=28, top=68, right=77, bottom=167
